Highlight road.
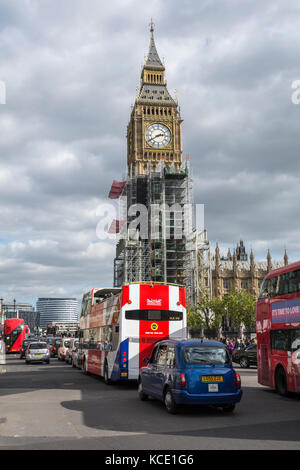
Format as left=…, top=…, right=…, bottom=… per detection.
left=0, top=354, right=300, bottom=450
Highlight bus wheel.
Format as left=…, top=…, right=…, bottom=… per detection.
left=138, top=379, right=148, bottom=401
left=104, top=362, right=111, bottom=385
left=275, top=367, right=289, bottom=397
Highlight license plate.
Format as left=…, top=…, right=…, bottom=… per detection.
left=208, top=384, right=219, bottom=392
left=35, top=354, right=43, bottom=357
left=202, top=376, right=223, bottom=382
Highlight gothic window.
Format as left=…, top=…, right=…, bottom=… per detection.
left=241, top=280, right=248, bottom=290
left=223, top=279, right=230, bottom=290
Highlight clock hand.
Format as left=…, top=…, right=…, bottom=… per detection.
left=151, top=133, right=164, bottom=139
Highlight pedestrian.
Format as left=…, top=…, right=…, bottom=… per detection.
left=227, top=338, right=234, bottom=357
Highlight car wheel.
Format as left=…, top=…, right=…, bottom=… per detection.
left=164, top=388, right=178, bottom=414
left=26, top=360, right=30, bottom=364
left=222, top=404, right=236, bottom=413
left=138, top=379, right=148, bottom=401
left=275, top=367, right=289, bottom=397
left=45, top=359, right=50, bottom=364
left=239, top=356, right=249, bottom=368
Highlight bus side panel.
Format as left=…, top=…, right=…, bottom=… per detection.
left=126, top=308, right=139, bottom=380
left=123, top=285, right=140, bottom=379
left=110, top=339, right=129, bottom=380
left=168, top=286, right=186, bottom=339
left=256, top=299, right=272, bottom=387
left=87, top=350, right=102, bottom=375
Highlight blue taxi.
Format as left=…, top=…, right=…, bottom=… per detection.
left=138, top=339, right=243, bottom=413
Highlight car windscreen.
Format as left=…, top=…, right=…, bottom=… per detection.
left=29, top=343, right=47, bottom=349
left=182, top=346, right=230, bottom=365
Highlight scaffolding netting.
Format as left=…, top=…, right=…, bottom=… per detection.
left=108, top=180, right=126, bottom=199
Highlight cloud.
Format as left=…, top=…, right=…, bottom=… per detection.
left=0, top=0, right=299, bottom=308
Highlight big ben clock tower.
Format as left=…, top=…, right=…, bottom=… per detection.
left=127, top=20, right=183, bottom=175
left=112, top=21, right=201, bottom=304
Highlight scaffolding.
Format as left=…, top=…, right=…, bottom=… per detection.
left=111, top=158, right=207, bottom=304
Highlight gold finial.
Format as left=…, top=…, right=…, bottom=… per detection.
left=149, top=18, right=155, bottom=33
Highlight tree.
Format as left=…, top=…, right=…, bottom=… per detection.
left=222, top=290, right=256, bottom=330
left=187, top=291, right=224, bottom=332
left=187, top=289, right=256, bottom=336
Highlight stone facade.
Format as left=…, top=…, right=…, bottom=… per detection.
left=212, top=240, right=288, bottom=298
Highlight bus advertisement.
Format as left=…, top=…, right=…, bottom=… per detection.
left=256, top=260, right=300, bottom=396
left=79, top=282, right=187, bottom=383
left=4, top=318, right=30, bottom=353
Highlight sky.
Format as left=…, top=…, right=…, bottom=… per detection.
left=0, top=0, right=300, bottom=307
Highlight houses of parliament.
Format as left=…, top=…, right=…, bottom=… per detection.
left=211, top=240, right=288, bottom=299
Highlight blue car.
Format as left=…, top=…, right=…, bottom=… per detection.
left=138, top=339, right=243, bottom=414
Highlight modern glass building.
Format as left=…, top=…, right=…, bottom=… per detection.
left=37, top=298, right=79, bottom=328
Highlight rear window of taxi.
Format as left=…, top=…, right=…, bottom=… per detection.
left=182, top=346, right=230, bottom=365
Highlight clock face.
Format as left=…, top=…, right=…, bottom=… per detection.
left=145, top=123, right=171, bottom=148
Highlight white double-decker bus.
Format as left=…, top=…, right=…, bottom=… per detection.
left=79, top=282, right=187, bottom=383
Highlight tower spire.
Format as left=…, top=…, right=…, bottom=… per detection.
left=145, top=19, right=164, bottom=69
left=150, top=17, right=154, bottom=33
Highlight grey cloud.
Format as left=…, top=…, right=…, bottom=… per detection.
left=0, top=0, right=299, bottom=307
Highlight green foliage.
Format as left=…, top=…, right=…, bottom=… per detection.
left=187, top=289, right=256, bottom=331
left=223, top=290, right=256, bottom=329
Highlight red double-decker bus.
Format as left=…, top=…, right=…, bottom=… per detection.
left=4, top=318, right=30, bottom=353
left=256, top=260, right=300, bottom=396
left=79, top=282, right=187, bottom=382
